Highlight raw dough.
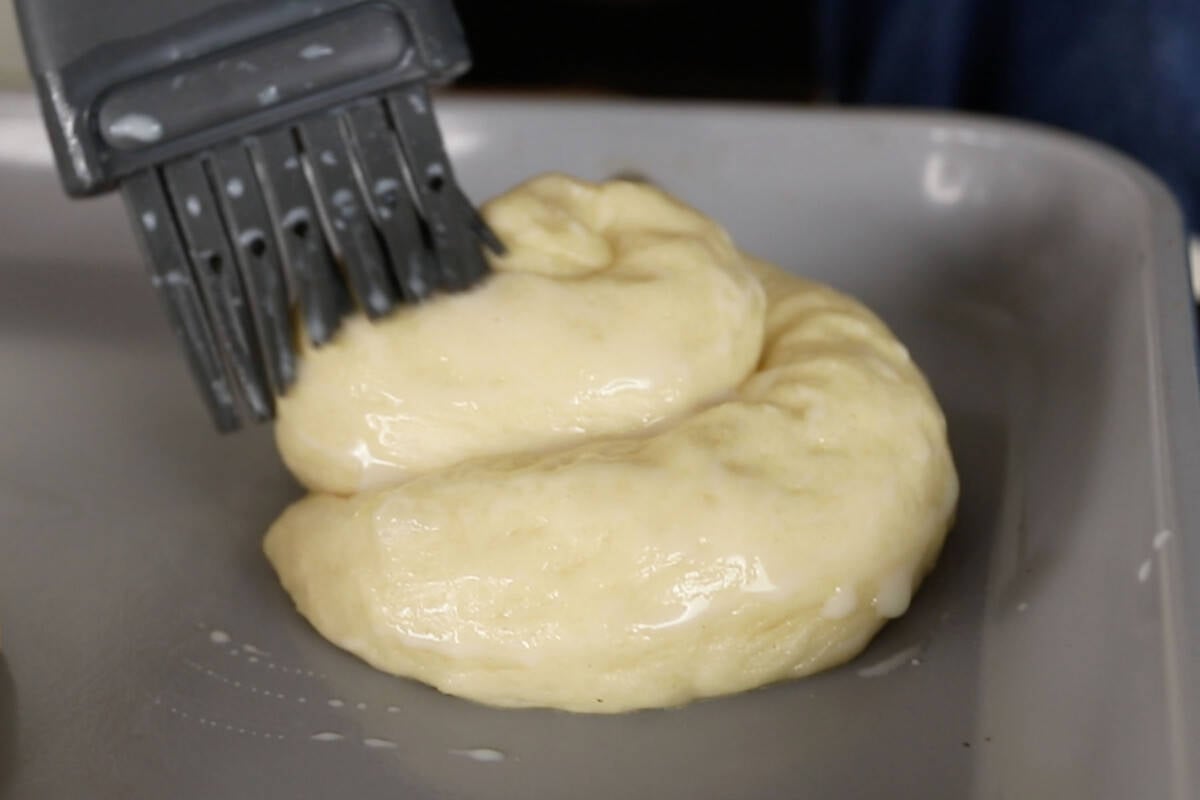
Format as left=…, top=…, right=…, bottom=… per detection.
left=275, top=176, right=765, bottom=495
left=266, top=175, right=958, bottom=713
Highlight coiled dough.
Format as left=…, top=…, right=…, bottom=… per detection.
left=266, top=175, right=958, bottom=713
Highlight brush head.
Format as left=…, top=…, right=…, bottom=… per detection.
left=20, top=0, right=499, bottom=430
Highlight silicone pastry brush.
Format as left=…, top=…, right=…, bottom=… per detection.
left=17, top=0, right=500, bottom=430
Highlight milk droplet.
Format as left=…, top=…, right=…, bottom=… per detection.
left=363, top=738, right=397, bottom=749
left=328, top=699, right=344, bottom=708
left=311, top=732, right=344, bottom=742
left=300, top=43, right=335, bottom=60
left=820, top=586, right=858, bottom=620
left=107, top=113, right=163, bottom=143
left=873, top=569, right=913, bottom=618
left=209, top=630, right=231, bottom=645
left=857, top=644, right=923, bottom=678
left=374, top=177, right=400, bottom=196
left=450, top=748, right=505, bottom=763
left=1137, top=560, right=1152, bottom=583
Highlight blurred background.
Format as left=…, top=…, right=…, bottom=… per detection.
left=453, top=1, right=820, bottom=101
left=0, top=0, right=1197, bottom=299
left=451, top=0, right=1200, bottom=244
left=0, top=2, right=20, bottom=88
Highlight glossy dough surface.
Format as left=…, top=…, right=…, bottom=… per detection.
left=266, top=175, right=958, bottom=713
left=275, top=176, right=765, bottom=494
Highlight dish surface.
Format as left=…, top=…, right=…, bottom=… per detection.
left=0, top=93, right=1197, bottom=799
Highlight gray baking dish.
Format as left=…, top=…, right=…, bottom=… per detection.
left=1, top=93, right=1197, bottom=799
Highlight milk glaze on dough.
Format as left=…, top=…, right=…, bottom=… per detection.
left=265, top=174, right=958, bottom=713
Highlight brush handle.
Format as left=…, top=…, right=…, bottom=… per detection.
left=16, top=0, right=469, bottom=195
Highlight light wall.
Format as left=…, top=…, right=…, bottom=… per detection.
left=0, top=2, right=29, bottom=87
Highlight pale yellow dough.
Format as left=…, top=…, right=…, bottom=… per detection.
left=275, top=176, right=765, bottom=494
left=266, top=174, right=958, bottom=713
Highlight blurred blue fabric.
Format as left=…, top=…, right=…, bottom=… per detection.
left=818, top=0, right=1200, bottom=230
